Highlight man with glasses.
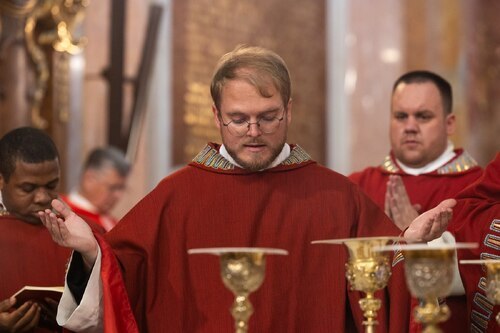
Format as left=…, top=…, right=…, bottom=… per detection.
left=40, top=45, right=454, bottom=332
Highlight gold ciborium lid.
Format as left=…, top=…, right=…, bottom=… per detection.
left=188, top=247, right=288, bottom=333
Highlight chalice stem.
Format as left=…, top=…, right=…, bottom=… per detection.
left=231, top=294, right=253, bottom=333
left=422, top=325, right=443, bottom=333
left=359, top=292, right=381, bottom=333
left=365, top=325, right=376, bottom=333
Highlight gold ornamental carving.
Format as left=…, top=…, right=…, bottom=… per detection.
left=384, top=243, right=478, bottom=333
left=404, top=248, right=454, bottom=332
left=0, top=0, right=88, bottom=129
left=188, top=247, right=288, bottom=333
left=313, top=236, right=403, bottom=333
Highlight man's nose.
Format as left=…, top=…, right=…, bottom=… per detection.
left=34, top=188, right=52, bottom=205
left=246, top=122, right=262, bottom=137
left=404, top=116, right=418, bottom=132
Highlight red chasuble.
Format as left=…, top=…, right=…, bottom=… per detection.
left=451, top=153, right=500, bottom=332
left=0, top=215, right=72, bottom=333
left=99, top=143, right=405, bottom=332
left=349, top=149, right=484, bottom=332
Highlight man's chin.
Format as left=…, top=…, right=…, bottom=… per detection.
left=228, top=144, right=283, bottom=171
left=399, top=153, right=426, bottom=168
left=236, top=156, right=274, bottom=171
left=239, top=160, right=272, bottom=171
left=20, top=215, right=43, bottom=225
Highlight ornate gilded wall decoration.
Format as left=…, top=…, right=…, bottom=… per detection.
left=0, top=0, right=88, bottom=129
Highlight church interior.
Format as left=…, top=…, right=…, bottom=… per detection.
left=0, top=0, right=498, bottom=219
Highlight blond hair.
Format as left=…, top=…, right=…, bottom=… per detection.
left=210, top=45, right=291, bottom=110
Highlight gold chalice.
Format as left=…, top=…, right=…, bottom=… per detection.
left=312, top=236, right=402, bottom=333
left=381, top=243, right=477, bottom=333
left=460, top=259, right=500, bottom=325
left=188, top=247, right=288, bottom=333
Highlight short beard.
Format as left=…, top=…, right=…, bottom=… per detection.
left=234, top=156, right=273, bottom=171
left=228, top=141, right=285, bottom=171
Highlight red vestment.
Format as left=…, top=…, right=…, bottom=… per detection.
left=451, top=153, right=500, bottom=332
left=99, top=143, right=405, bottom=332
left=0, top=215, right=72, bottom=333
left=349, top=149, right=483, bottom=332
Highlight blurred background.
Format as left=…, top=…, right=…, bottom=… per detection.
left=0, top=0, right=498, bottom=219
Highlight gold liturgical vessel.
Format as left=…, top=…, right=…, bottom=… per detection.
left=312, top=236, right=402, bottom=333
left=188, top=247, right=288, bottom=333
left=461, top=259, right=500, bottom=325
left=381, top=243, right=477, bottom=333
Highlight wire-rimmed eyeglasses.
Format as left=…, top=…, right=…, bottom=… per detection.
left=218, top=108, right=286, bottom=137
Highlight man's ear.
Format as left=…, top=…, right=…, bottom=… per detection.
left=212, top=104, right=222, bottom=130
left=286, top=99, right=292, bottom=125
left=446, top=113, right=456, bottom=136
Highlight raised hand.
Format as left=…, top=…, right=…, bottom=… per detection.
left=385, top=175, right=421, bottom=231
left=403, top=198, right=456, bottom=243
left=38, top=199, right=98, bottom=271
left=0, top=297, right=40, bottom=332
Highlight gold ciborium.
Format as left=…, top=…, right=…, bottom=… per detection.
left=381, top=243, right=477, bottom=333
left=312, top=237, right=402, bottom=333
left=460, top=259, right=500, bottom=325
left=188, top=247, right=288, bottom=333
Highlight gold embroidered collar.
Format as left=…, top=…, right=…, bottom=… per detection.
left=380, top=151, right=478, bottom=174
left=192, top=144, right=312, bottom=171
left=0, top=203, right=8, bottom=216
